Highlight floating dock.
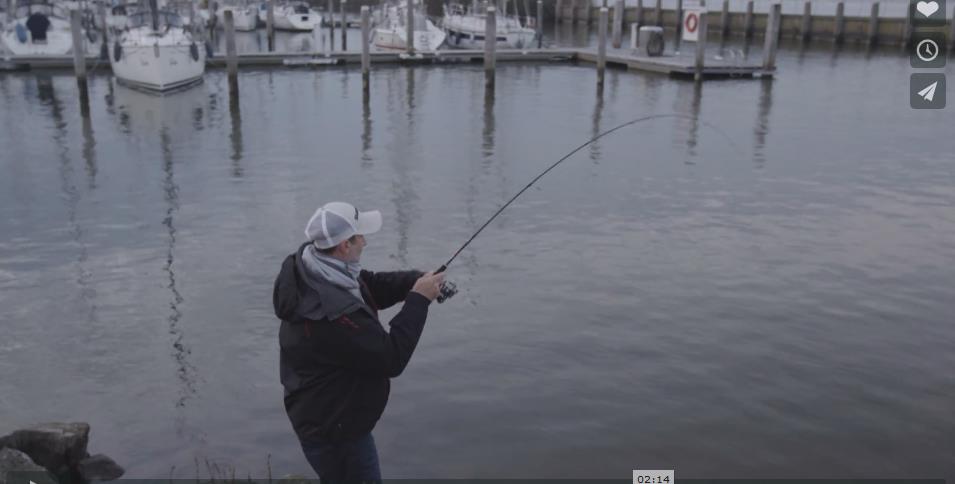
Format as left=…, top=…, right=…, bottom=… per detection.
left=576, top=49, right=772, bottom=78
left=0, top=47, right=770, bottom=79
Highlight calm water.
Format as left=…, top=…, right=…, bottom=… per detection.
left=0, top=41, right=953, bottom=480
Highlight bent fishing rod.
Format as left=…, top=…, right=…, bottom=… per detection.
left=434, top=113, right=744, bottom=277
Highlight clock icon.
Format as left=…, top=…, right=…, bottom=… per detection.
left=917, top=39, right=940, bottom=62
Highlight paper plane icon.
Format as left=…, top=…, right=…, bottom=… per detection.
left=918, top=81, right=938, bottom=102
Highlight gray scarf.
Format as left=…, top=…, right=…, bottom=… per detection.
left=301, top=243, right=364, bottom=302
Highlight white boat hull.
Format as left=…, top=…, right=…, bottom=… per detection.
left=444, top=25, right=535, bottom=49
left=1, top=15, right=81, bottom=55
left=106, top=13, right=128, bottom=31
left=442, top=10, right=537, bottom=49
left=273, top=7, right=320, bottom=31
left=110, top=34, right=205, bottom=91
left=373, top=26, right=445, bottom=52
left=216, top=6, right=257, bottom=31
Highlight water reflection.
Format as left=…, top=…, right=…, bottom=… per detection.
left=228, top=89, right=243, bottom=177
left=797, top=40, right=809, bottom=65
left=481, top=84, right=495, bottom=159
left=35, top=75, right=98, bottom=328
left=642, top=74, right=663, bottom=113
left=461, top=76, right=498, bottom=279
left=688, top=80, right=702, bottom=164
left=752, top=78, right=774, bottom=167
left=206, top=89, right=218, bottom=130
left=112, top=84, right=207, bottom=137
left=361, top=82, right=373, bottom=169
left=670, top=79, right=702, bottom=163
left=80, top=112, right=98, bottom=190
left=159, top=125, right=198, bottom=413
left=590, top=85, right=603, bottom=163
left=104, top=78, right=116, bottom=116
left=0, top=75, right=10, bottom=104
left=111, top=84, right=203, bottom=415
left=829, top=41, right=843, bottom=68
left=389, top=69, right=420, bottom=266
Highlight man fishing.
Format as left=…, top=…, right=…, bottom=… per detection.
left=273, top=201, right=445, bottom=482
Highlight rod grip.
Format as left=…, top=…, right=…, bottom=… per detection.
left=434, top=265, right=447, bottom=274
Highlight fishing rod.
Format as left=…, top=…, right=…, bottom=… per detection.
left=434, top=112, right=744, bottom=279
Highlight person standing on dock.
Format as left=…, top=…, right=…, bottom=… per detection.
left=273, top=201, right=445, bottom=482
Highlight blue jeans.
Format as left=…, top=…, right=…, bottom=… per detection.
left=300, top=432, right=382, bottom=484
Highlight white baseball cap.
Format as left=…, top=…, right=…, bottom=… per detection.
left=304, top=201, right=382, bottom=249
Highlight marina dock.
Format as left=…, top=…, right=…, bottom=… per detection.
left=0, top=46, right=773, bottom=78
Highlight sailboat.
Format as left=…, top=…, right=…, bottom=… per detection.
left=1, top=1, right=87, bottom=55
left=270, top=1, right=320, bottom=31
left=442, top=0, right=536, bottom=49
left=373, top=0, right=444, bottom=52
left=106, top=4, right=130, bottom=32
left=214, top=2, right=257, bottom=31
left=109, top=0, right=205, bottom=91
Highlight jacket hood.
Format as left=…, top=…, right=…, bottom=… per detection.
left=273, top=242, right=311, bottom=323
left=273, top=242, right=375, bottom=324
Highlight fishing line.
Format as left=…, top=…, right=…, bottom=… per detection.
left=434, top=112, right=745, bottom=275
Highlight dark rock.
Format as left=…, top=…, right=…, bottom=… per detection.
left=0, top=448, right=56, bottom=484
left=7, top=423, right=90, bottom=481
left=77, top=455, right=124, bottom=482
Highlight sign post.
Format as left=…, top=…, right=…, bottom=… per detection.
left=683, top=7, right=704, bottom=43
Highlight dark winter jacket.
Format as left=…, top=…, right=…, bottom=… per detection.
left=274, top=242, right=428, bottom=443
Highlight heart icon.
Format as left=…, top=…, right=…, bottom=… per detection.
left=916, top=1, right=939, bottom=17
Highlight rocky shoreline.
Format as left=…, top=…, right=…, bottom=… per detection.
left=0, top=423, right=123, bottom=484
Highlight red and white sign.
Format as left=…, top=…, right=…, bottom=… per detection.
left=682, top=8, right=705, bottom=42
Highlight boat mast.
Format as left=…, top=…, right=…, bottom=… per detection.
left=149, top=0, right=159, bottom=30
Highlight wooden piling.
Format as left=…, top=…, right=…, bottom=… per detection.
left=800, top=1, right=811, bottom=42
left=868, top=2, right=879, bottom=48
left=537, top=0, right=543, bottom=48
left=340, top=0, right=347, bottom=50
left=70, top=10, right=89, bottom=116
left=188, top=0, right=196, bottom=32
left=675, top=0, right=683, bottom=51
left=635, top=0, right=643, bottom=30
left=631, top=22, right=637, bottom=48
left=694, top=1, right=707, bottom=82
left=833, top=1, right=844, bottom=45
left=97, top=1, right=108, bottom=59
left=361, top=6, right=369, bottom=90
left=654, top=0, right=661, bottom=27
left=556, top=0, right=562, bottom=23
left=719, top=0, right=728, bottom=43
left=266, top=0, right=274, bottom=51
left=485, top=6, right=496, bottom=86
left=612, top=0, right=622, bottom=48
left=762, top=2, right=780, bottom=71
left=597, top=7, right=607, bottom=85
left=406, top=0, right=414, bottom=53
left=570, top=0, right=576, bottom=24
left=328, top=0, right=335, bottom=50
left=70, top=11, right=87, bottom=82
left=224, top=10, right=238, bottom=85
left=743, top=0, right=753, bottom=39
left=96, top=2, right=107, bottom=37
left=584, top=0, right=591, bottom=26
left=901, top=0, right=913, bottom=50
